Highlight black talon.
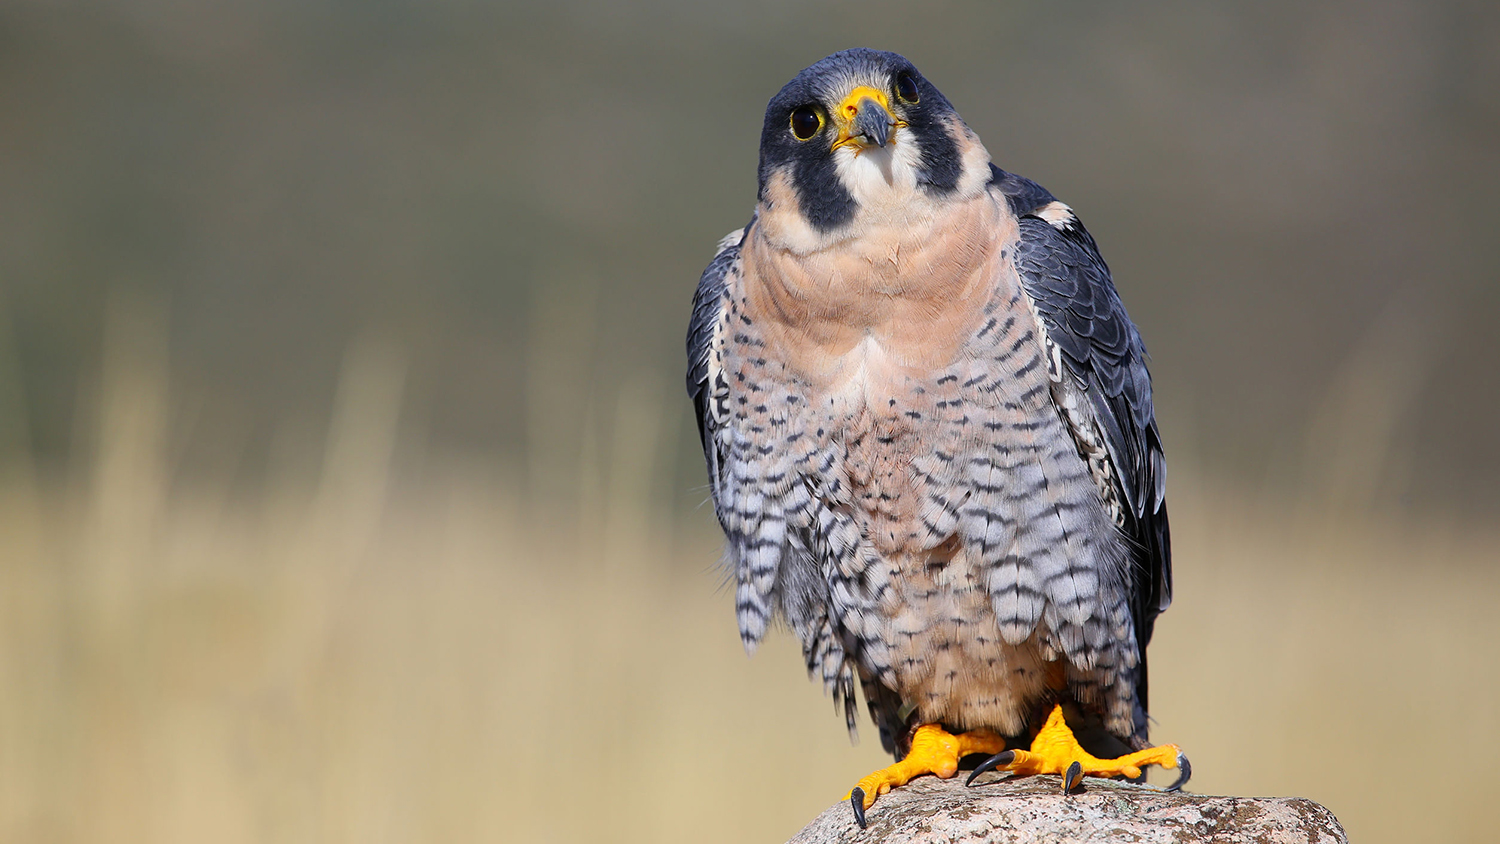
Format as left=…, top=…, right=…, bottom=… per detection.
left=1165, top=751, right=1192, bottom=792
left=850, top=788, right=867, bottom=829
left=1062, top=760, right=1084, bottom=793
left=965, top=750, right=1015, bottom=786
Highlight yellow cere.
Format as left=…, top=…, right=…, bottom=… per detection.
left=836, top=85, right=894, bottom=125
left=831, top=85, right=908, bottom=150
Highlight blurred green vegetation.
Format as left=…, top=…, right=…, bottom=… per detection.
left=1, top=1, right=1498, bottom=842
left=4, top=0, right=1498, bottom=518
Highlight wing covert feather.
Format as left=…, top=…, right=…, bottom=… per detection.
left=686, top=225, right=747, bottom=520
left=993, top=167, right=1172, bottom=703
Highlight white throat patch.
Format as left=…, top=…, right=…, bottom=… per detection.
left=831, top=135, right=925, bottom=213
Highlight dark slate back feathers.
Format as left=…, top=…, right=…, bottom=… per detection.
left=991, top=166, right=1173, bottom=716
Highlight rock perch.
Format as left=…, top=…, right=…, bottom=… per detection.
left=787, top=774, right=1346, bottom=843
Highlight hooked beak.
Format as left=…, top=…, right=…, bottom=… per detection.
left=833, top=85, right=905, bottom=152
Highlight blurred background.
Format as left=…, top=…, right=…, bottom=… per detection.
left=1, top=1, right=1497, bottom=842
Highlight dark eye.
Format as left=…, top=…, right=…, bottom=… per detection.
left=789, top=106, right=823, bottom=141
left=895, top=72, right=920, bottom=104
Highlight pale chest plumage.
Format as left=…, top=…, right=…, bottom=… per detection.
left=714, top=186, right=1138, bottom=737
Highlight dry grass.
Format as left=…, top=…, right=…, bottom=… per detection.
left=1, top=314, right=1496, bottom=843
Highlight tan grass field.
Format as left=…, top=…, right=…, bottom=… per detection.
left=1, top=325, right=1496, bottom=844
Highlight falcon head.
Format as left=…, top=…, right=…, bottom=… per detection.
left=756, top=49, right=993, bottom=247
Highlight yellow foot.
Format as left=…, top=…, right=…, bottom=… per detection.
left=964, top=704, right=1190, bottom=793
left=843, top=724, right=1006, bottom=828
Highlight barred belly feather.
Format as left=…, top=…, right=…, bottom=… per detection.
left=699, top=184, right=1143, bottom=751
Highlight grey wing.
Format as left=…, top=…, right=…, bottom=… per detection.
left=686, top=221, right=870, bottom=746
left=995, top=168, right=1172, bottom=717
left=685, top=224, right=776, bottom=650
left=686, top=224, right=745, bottom=515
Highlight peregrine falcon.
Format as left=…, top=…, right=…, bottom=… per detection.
left=686, top=49, right=1187, bottom=827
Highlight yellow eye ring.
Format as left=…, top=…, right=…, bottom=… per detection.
left=789, top=106, right=823, bottom=141
left=895, top=72, right=920, bottom=104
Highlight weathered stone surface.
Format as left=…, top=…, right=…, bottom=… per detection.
left=787, top=774, right=1346, bottom=843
